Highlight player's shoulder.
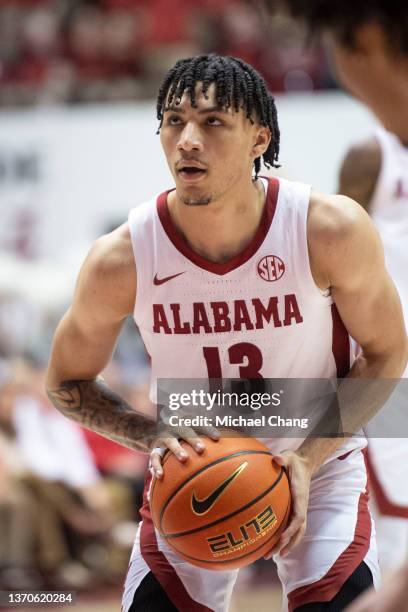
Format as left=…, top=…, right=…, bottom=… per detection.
left=85, top=222, right=135, bottom=286
left=308, top=191, right=373, bottom=248
left=308, top=192, right=381, bottom=287
left=75, top=223, right=136, bottom=317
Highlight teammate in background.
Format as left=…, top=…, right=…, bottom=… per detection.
left=263, top=2, right=408, bottom=144
left=339, top=130, right=408, bottom=575
left=46, top=54, right=407, bottom=611
left=263, top=1, right=408, bottom=610
left=346, top=560, right=408, bottom=612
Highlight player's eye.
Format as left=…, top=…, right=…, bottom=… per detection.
left=167, top=115, right=182, bottom=126
left=206, top=116, right=222, bottom=126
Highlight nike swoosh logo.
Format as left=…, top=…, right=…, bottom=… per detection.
left=191, top=461, right=248, bottom=516
left=153, top=272, right=185, bottom=285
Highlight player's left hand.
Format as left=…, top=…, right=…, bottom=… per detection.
left=264, top=449, right=313, bottom=559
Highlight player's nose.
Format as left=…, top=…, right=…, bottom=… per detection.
left=177, top=121, right=204, bottom=152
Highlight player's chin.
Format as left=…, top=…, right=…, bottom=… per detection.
left=178, top=190, right=213, bottom=206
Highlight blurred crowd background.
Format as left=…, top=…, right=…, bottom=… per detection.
left=0, top=0, right=336, bottom=107
left=0, top=0, right=373, bottom=606
left=0, top=322, right=152, bottom=592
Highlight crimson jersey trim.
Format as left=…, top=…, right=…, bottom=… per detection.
left=156, top=177, right=280, bottom=275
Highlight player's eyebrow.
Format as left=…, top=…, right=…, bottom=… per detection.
left=165, top=105, right=231, bottom=115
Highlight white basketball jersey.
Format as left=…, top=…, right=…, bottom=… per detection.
left=128, top=177, right=360, bottom=456
left=370, top=127, right=408, bottom=374
left=370, top=127, right=408, bottom=223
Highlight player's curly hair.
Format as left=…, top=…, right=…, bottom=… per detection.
left=270, top=0, right=408, bottom=54
left=156, top=54, right=280, bottom=177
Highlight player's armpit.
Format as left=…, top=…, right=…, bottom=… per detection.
left=338, top=137, right=381, bottom=211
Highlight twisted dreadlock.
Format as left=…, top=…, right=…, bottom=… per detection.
left=156, top=54, right=280, bottom=177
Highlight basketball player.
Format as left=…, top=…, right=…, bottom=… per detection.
left=46, top=55, right=407, bottom=611
left=339, top=131, right=408, bottom=575
left=262, top=2, right=408, bottom=610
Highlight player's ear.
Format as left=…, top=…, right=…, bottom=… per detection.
left=252, top=126, right=271, bottom=159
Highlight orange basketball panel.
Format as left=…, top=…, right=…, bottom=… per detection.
left=164, top=471, right=291, bottom=569
left=150, top=435, right=291, bottom=570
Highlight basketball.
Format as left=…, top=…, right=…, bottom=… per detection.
left=150, top=435, right=291, bottom=570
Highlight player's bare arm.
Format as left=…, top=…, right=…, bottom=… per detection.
left=45, top=224, right=157, bottom=450
left=338, top=137, right=382, bottom=211
left=269, top=192, right=408, bottom=557
left=46, top=225, right=218, bottom=459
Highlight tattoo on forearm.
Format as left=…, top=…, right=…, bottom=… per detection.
left=49, top=384, right=82, bottom=412
left=47, top=379, right=156, bottom=452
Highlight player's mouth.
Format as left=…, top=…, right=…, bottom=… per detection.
left=177, top=162, right=207, bottom=183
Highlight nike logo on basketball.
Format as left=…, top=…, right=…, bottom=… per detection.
left=153, top=272, right=185, bottom=285
left=191, top=461, right=248, bottom=515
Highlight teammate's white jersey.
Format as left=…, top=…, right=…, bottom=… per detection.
left=365, top=128, right=408, bottom=569
left=370, top=127, right=408, bottom=222
left=371, top=127, right=408, bottom=346
left=128, top=177, right=361, bottom=457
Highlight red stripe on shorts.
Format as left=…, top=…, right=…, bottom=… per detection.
left=139, top=472, right=214, bottom=612
left=366, top=447, right=408, bottom=518
left=287, top=451, right=371, bottom=611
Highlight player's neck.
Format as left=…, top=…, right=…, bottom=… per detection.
left=168, top=177, right=266, bottom=264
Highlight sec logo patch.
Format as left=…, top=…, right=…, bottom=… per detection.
left=257, top=255, right=285, bottom=282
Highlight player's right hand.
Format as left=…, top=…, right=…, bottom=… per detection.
left=149, top=424, right=220, bottom=479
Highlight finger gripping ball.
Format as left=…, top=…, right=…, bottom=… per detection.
left=150, top=435, right=291, bottom=570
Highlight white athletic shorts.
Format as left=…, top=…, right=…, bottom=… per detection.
left=122, top=446, right=380, bottom=612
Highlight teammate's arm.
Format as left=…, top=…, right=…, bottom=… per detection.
left=268, top=193, right=408, bottom=558
left=346, top=560, right=408, bottom=612
left=338, top=137, right=382, bottom=211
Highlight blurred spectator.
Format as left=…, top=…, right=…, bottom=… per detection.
left=0, top=357, right=143, bottom=589
left=0, top=376, right=41, bottom=589
left=211, top=2, right=266, bottom=73
left=0, top=0, right=337, bottom=107
left=13, top=4, right=59, bottom=85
